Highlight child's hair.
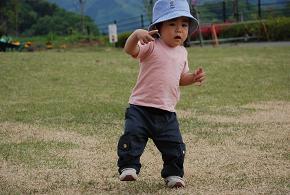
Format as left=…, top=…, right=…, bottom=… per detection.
left=155, top=23, right=162, bottom=32
left=155, top=23, right=163, bottom=37
left=150, top=23, right=161, bottom=39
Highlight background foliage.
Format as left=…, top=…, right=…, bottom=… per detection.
left=220, top=17, right=290, bottom=41
left=0, top=0, right=99, bottom=37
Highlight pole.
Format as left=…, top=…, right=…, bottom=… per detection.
left=222, top=0, right=226, bottom=23
left=211, top=24, right=219, bottom=47
left=236, top=0, right=239, bottom=22
left=114, top=20, right=117, bottom=47
left=258, top=0, right=261, bottom=19
left=79, top=0, right=85, bottom=34
left=141, top=14, right=144, bottom=29
left=146, top=0, right=153, bottom=23
left=233, top=0, right=239, bottom=22
left=196, top=8, right=203, bottom=47
left=149, top=0, right=153, bottom=22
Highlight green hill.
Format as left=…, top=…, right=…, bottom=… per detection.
left=47, top=0, right=148, bottom=24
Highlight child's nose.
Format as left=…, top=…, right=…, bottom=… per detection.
left=175, top=25, right=182, bottom=32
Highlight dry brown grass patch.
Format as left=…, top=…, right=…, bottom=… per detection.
left=0, top=122, right=119, bottom=194
left=0, top=101, right=289, bottom=194
left=197, top=101, right=290, bottom=124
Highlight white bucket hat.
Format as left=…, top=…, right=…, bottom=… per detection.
left=148, top=0, right=199, bottom=35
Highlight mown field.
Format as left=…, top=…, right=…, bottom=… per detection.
left=0, top=45, right=289, bottom=194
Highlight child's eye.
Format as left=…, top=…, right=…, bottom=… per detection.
left=169, top=23, right=175, bottom=26
left=182, top=23, right=189, bottom=28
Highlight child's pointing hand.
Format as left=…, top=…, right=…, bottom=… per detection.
left=135, top=29, right=159, bottom=45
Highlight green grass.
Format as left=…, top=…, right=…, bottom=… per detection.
left=1, top=47, right=289, bottom=129
left=184, top=46, right=290, bottom=106
left=0, top=45, right=289, bottom=194
left=0, top=48, right=128, bottom=132
left=0, top=140, right=77, bottom=168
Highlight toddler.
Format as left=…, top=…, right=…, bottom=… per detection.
left=117, top=0, right=205, bottom=188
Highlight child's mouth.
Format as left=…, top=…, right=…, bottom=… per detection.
left=174, top=36, right=182, bottom=40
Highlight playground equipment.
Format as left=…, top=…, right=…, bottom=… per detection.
left=0, top=35, right=33, bottom=52
left=190, top=20, right=269, bottom=47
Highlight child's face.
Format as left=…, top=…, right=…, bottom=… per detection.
left=159, top=17, right=189, bottom=47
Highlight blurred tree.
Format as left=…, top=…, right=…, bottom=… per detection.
left=25, top=0, right=57, bottom=17
left=0, top=0, right=99, bottom=37
left=10, top=0, right=20, bottom=36
left=0, top=0, right=9, bottom=35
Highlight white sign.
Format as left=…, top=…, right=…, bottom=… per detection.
left=108, top=24, right=118, bottom=43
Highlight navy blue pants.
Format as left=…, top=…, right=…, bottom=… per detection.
left=117, top=104, right=185, bottom=178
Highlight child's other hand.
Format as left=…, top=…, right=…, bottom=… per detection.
left=193, top=67, right=206, bottom=86
left=135, top=29, right=159, bottom=45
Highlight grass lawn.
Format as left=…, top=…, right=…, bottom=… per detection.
left=0, top=45, right=289, bottom=194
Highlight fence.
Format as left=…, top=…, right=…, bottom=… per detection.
left=97, top=15, right=151, bottom=34
left=97, top=0, right=290, bottom=35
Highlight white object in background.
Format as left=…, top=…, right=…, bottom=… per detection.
left=108, top=24, right=118, bottom=43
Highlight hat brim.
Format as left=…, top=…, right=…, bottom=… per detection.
left=148, top=10, right=199, bottom=35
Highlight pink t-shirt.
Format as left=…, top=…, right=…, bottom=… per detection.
left=129, top=39, right=189, bottom=112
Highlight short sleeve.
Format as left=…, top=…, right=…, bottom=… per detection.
left=182, top=50, right=190, bottom=74
left=136, top=41, right=154, bottom=60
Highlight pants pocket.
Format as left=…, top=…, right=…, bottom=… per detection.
left=118, top=134, right=131, bottom=152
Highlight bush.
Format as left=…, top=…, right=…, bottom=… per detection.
left=221, top=21, right=265, bottom=41
left=220, top=17, right=290, bottom=41
left=266, top=17, right=290, bottom=41
left=115, top=32, right=132, bottom=48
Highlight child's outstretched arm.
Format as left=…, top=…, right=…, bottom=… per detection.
left=124, top=29, right=159, bottom=57
left=180, top=67, right=206, bottom=86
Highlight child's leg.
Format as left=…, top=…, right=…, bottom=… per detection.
left=152, top=113, right=185, bottom=178
left=117, top=105, right=149, bottom=175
